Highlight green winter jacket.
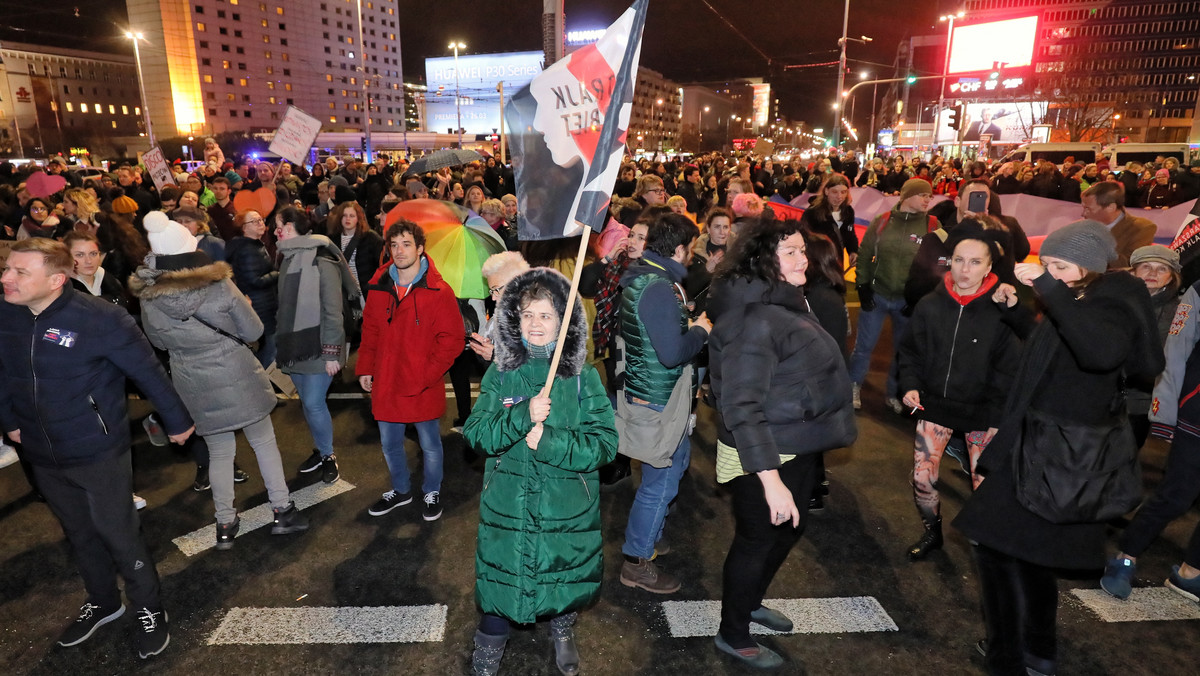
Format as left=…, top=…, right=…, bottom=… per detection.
left=463, top=358, right=618, bottom=623
left=855, top=206, right=935, bottom=300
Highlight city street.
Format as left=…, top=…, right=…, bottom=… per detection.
left=1, top=322, right=1197, bottom=676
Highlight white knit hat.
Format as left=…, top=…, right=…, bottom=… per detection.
left=144, top=210, right=198, bottom=256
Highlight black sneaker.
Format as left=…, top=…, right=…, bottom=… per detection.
left=192, top=466, right=210, bottom=492
left=297, top=449, right=324, bottom=474
left=422, top=491, right=442, bottom=521
left=134, top=607, right=169, bottom=659
left=57, top=601, right=124, bottom=647
left=320, top=455, right=340, bottom=484
left=215, top=517, right=240, bottom=551
left=367, top=490, right=411, bottom=516
left=233, top=464, right=249, bottom=483
left=270, top=501, right=310, bottom=535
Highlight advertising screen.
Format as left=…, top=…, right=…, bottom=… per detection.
left=752, top=83, right=771, bottom=131
left=425, top=51, right=544, bottom=136
left=948, top=16, right=1038, bottom=74
left=935, top=101, right=1048, bottom=145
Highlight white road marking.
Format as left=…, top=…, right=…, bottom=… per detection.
left=207, top=605, right=448, bottom=644
left=326, top=384, right=479, bottom=401
left=661, top=597, right=898, bottom=637
left=172, top=480, right=355, bottom=557
left=1071, top=588, right=1200, bottom=622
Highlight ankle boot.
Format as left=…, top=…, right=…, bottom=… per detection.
left=270, top=501, right=310, bottom=535
left=549, top=612, right=580, bottom=675
left=472, top=630, right=508, bottom=676
left=907, top=518, right=943, bottom=560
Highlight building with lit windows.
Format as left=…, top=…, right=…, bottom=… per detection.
left=628, top=67, right=682, bottom=154
left=0, top=41, right=142, bottom=158
left=125, top=0, right=407, bottom=139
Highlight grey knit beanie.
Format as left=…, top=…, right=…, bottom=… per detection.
left=1039, top=220, right=1117, bottom=273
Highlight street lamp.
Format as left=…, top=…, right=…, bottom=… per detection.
left=934, top=10, right=965, bottom=153
left=449, top=41, right=466, bottom=148
left=124, top=31, right=155, bottom=146
left=698, top=105, right=709, bottom=151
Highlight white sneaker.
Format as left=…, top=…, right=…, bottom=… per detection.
left=886, top=397, right=904, bottom=415
left=0, top=442, right=18, bottom=469
left=133, top=494, right=147, bottom=510
left=851, top=383, right=862, bottom=410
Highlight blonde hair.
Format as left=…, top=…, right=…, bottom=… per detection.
left=64, top=187, right=100, bottom=223
left=667, top=195, right=687, bottom=210
left=481, top=251, right=530, bottom=287
left=479, top=198, right=505, bottom=218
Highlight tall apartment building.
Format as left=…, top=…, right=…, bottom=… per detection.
left=628, top=67, right=682, bottom=154
left=125, top=0, right=406, bottom=139
left=0, top=42, right=142, bottom=158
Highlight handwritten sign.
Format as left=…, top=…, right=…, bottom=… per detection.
left=269, top=106, right=323, bottom=166
left=0, top=239, right=12, bottom=269
left=142, top=145, right=177, bottom=194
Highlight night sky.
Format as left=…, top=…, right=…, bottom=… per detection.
left=0, top=0, right=951, bottom=132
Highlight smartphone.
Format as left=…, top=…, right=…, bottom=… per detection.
left=967, top=191, right=988, bottom=214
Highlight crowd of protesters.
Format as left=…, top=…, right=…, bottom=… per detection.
left=2, top=140, right=1200, bottom=676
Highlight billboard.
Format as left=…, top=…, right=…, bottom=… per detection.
left=935, top=101, right=1048, bottom=145
left=425, top=51, right=543, bottom=136
left=751, top=83, right=771, bottom=131
left=948, top=16, right=1038, bottom=74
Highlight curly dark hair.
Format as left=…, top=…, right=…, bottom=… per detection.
left=715, top=216, right=807, bottom=291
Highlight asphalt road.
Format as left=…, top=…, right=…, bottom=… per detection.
left=1, top=326, right=1197, bottom=675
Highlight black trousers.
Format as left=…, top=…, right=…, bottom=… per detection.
left=718, top=454, right=817, bottom=647
left=1119, top=430, right=1200, bottom=567
left=32, top=451, right=162, bottom=611
left=973, top=544, right=1058, bottom=676
left=448, top=349, right=478, bottom=422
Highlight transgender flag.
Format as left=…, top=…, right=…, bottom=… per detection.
left=505, top=0, right=647, bottom=240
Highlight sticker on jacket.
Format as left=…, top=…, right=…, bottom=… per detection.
left=1152, top=398, right=1160, bottom=416
left=502, top=396, right=527, bottom=408
left=42, top=328, right=78, bottom=347
left=910, top=234, right=924, bottom=245
left=1170, top=303, right=1192, bottom=335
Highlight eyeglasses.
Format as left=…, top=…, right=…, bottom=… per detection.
left=30, top=205, right=48, bottom=213
left=489, top=285, right=504, bottom=297
left=245, top=217, right=265, bottom=225
left=647, top=188, right=666, bottom=194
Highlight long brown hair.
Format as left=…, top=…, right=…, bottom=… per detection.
left=328, top=200, right=369, bottom=238
left=105, top=211, right=150, bottom=264
left=803, top=230, right=846, bottom=294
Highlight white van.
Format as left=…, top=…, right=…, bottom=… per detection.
left=1102, top=143, right=1192, bottom=170
left=998, top=143, right=1102, bottom=166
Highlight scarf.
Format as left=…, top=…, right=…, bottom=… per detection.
left=523, top=339, right=557, bottom=359
left=591, top=253, right=632, bottom=358
left=276, top=235, right=359, bottom=366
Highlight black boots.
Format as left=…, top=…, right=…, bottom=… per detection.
left=270, top=502, right=309, bottom=535
left=549, top=612, right=580, bottom=675
left=908, top=518, right=943, bottom=560
left=472, top=630, right=507, bottom=676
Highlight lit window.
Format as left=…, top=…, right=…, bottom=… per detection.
left=197, top=22, right=206, bottom=31
left=239, top=78, right=248, bottom=87
left=261, top=19, right=268, bottom=28
left=266, top=66, right=274, bottom=74
left=109, top=104, right=115, bottom=114
left=325, top=74, right=333, bottom=81
left=227, top=93, right=235, bottom=101
left=112, top=120, right=118, bottom=128
left=222, top=60, right=231, bottom=69
left=81, top=103, right=88, bottom=113
left=284, top=83, right=292, bottom=91
left=135, top=107, right=140, bottom=114
left=66, top=102, right=74, bottom=112
left=122, top=105, right=129, bottom=114
left=269, top=96, right=276, bottom=104
left=330, top=116, right=337, bottom=123
left=276, top=6, right=283, bottom=14
left=265, top=51, right=272, bottom=59
left=266, top=81, right=275, bottom=89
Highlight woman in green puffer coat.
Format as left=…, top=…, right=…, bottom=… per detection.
left=463, top=267, right=618, bottom=676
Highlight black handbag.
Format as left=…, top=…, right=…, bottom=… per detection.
left=1012, top=408, right=1142, bottom=524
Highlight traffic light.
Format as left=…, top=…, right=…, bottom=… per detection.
left=905, top=74, right=917, bottom=85
left=947, top=105, right=963, bottom=132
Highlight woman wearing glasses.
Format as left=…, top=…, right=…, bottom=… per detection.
left=225, top=209, right=279, bottom=368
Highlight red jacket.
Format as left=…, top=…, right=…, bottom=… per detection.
left=356, top=256, right=464, bottom=423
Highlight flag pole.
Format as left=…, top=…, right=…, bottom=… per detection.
left=540, top=224, right=592, bottom=396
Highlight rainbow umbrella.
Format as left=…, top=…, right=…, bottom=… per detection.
left=384, top=199, right=506, bottom=298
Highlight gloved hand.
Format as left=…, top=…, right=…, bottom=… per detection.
left=857, top=285, right=875, bottom=312
left=1150, top=422, right=1175, bottom=442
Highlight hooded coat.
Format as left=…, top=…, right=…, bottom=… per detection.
left=129, top=254, right=277, bottom=436
left=463, top=267, right=618, bottom=624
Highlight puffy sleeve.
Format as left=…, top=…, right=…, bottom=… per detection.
left=535, top=366, right=618, bottom=472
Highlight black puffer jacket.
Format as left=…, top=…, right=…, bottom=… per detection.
left=0, top=285, right=192, bottom=467
left=800, top=203, right=858, bottom=263
left=898, top=274, right=1024, bottom=432
left=224, top=236, right=279, bottom=333
left=708, top=277, right=857, bottom=472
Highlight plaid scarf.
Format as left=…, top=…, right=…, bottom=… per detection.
left=592, top=252, right=632, bottom=359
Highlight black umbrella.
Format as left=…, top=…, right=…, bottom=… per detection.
left=407, top=149, right=483, bottom=174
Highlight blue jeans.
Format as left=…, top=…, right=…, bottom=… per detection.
left=291, top=371, right=335, bottom=456
left=378, top=419, right=444, bottom=495
left=848, top=293, right=908, bottom=398
left=622, top=400, right=692, bottom=559
left=255, top=331, right=277, bottom=369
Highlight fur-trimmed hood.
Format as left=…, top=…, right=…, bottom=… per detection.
left=128, top=255, right=233, bottom=320
left=493, top=267, right=587, bottom=379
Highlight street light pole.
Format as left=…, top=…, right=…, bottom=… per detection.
left=832, top=0, right=850, bottom=147
left=124, top=31, right=155, bottom=146
left=934, top=11, right=964, bottom=156
left=356, top=0, right=372, bottom=162
left=698, top=105, right=709, bottom=152
left=449, top=41, right=466, bottom=148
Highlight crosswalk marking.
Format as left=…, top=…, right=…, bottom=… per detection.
left=206, top=605, right=448, bottom=644
left=1070, top=588, right=1200, bottom=622
left=661, top=597, right=898, bottom=637
left=172, top=480, right=355, bottom=557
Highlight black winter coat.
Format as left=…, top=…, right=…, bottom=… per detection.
left=224, top=236, right=279, bottom=333
left=954, top=271, right=1164, bottom=570
left=898, top=275, right=1023, bottom=431
left=334, top=229, right=385, bottom=296
left=0, top=285, right=193, bottom=467
left=800, top=204, right=858, bottom=263
left=804, top=278, right=849, bottom=360
left=708, top=277, right=857, bottom=472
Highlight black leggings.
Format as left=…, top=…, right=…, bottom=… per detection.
left=973, top=544, right=1058, bottom=676
left=718, top=454, right=818, bottom=648
left=448, top=349, right=477, bottom=422
left=1119, top=429, right=1200, bottom=567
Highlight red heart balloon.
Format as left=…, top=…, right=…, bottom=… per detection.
left=232, top=187, right=277, bottom=216
left=25, top=171, right=68, bottom=199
